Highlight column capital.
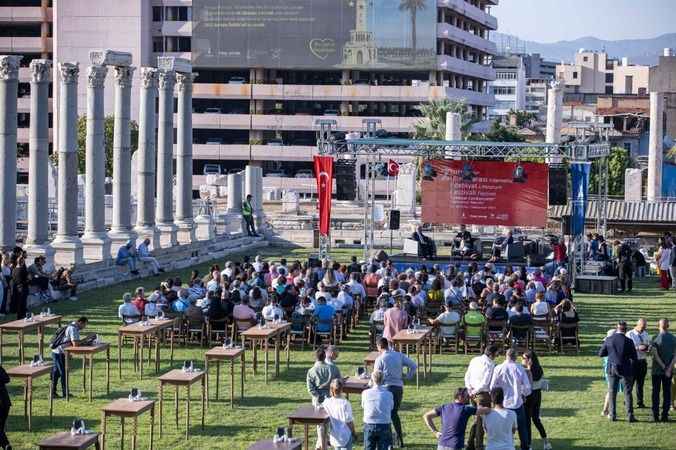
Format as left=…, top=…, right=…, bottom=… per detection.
left=139, top=67, right=159, bottom=89
left=58, top=62, right=80, bottom=84
left=158, top=70, right=176, bottom=91
left=86, top=65, right=108, bottom=88
left=0, top=55, right=22, bottom=80
left=175, top=72, right=197, bottom=92
left=29, top=59, right=51, bottom=84
left=113, top=65, right=136, bottom=88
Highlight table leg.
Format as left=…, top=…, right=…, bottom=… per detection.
left=101, top=412, right=107, bottom=450
left=174, top=385, right=179, bottom=428
left=118, top=332, right=122, bottom=380
left=27, top=378, right=33, bottom=432
left=416, top=342, right=420, bottom=390
left=274, top=335, right=280, bottom=378
left=65, top=352, right=70, bottom=401
left=201, top=376, right=205, bottom=430
left=0, top=329, right=3, bottom=362
left=230, top=358, right=234, bottom=408
left=132, top=337, right=138, bottom=373
left=240, top=353, right=245, bottom=400
left=170, top=326, right=175, bottom=366
left=216, top=360, right=220, bottom=401
left=428, top=333, right=433, bottom=374
left=106, top=347, right=111, bottom=395
left=132, top=416, right=138, bottom=450
left=287, top=418, right=293, bottom=438
left=159, top=382, right=164, bottom=437
left=286, top=331, right=291, bottom=370
left=205, top=357, right=210, bottom=407
left=303, top=424, right=309, bottom=450
left=19, top=330, right=24, bottom=364
left=264, top=338, right=269, bottom=383
left=49, top=375, right=53, bottom=420
left=140, top=335, right=144, bottom=379
left=120, top=417, right=125, bottom=450
left=82, top=355, right=87, bottom=395
left=155, top=332, right=160, bottom=373
left=252, top=337, right=258, bottom=375
left=186, top=384, right=191, bottom=439
left=149, top=404, right=155, bottom=450
left=422, top=340, right=427, bottom=377
left=38, top=325, right=44, bottom=359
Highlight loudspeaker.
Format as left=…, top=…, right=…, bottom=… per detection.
left=375, top=250, right=389, bottom=261
left=308, top=256, right=321, bottom=268
left=389, top=210, right=400, bottom=230
left=335, top=159, right=357, bottom=201
left=561, top=215, right=572, bottom=235
left=549, top=167, right=568, bottom=206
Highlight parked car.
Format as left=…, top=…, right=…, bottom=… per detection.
left=294, top=170, right=314, bottom=178
left=265, top=171, right=288, bottom=178
left=323, top=109, right=339, bottom=116
left=228, top=77, right=246, bottom=84
left=202, top=164, right=222, bottom=176
left=205, top=138, right=223, bottom=145
left=266, top=139, right=284, bottom=146
left=204, top=107, right=222, bottom=114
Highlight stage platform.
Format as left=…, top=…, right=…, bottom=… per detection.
left=388, top=253, right=541, bottom=274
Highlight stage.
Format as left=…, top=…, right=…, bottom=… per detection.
left=388, top=253, right=543, bottom=274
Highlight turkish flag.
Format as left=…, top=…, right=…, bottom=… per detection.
left=313, top=156, right=334, bottom=236
left=387, top=159, right=400, bottom=176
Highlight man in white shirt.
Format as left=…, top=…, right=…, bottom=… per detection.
left=137, top=238, right=163, bottom=275
left=261, top=297, right=284, bottom=322
left=429, top=303, right=461, bottom=339
left=489, top=348, right=532, bottom=450
left=626, top=317, right=650, bottom=408
left=464, top=344, right=498, bottom=450
left=361, top=370, right=394, bottom=450
left=322, top=378, right=357, bottom=449
left=347, top=273, right=366, bottom=299
left=118, top=293, right=141, bottom=323
left=252, top=255, right=263, bottom=272
left=51, top=317, right=88, bottom=398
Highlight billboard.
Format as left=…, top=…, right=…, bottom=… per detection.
left=421, top=160, right=549, bottom=228
left=192, top=0, right=437, bottom=70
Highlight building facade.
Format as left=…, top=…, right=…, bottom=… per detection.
left=487, top=55, right=525, bottom=120
left=6, top=0, right=498, bottom=191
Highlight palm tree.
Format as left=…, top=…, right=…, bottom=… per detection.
left=413, top=99, right=474, bottom=140
left=399, top=0, right=427, bottom=63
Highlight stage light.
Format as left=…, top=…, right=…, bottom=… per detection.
left=513, top=164, right=527, bottom=183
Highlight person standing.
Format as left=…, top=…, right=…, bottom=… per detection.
left=51, top=317, right=88, bottom=398
left=522, top=351, right=551, bottom=450
left=422, top=387, right=491, bottom=450
left=656, top=240, right=672, bottom=290
left=242, top=194, right=259, bottom=237
left=362, top=370, right=394, bottom=450
left=464, top=345, right=499, bottom=450
left=598, top=320, right=638, bottom=422
left=617, top=242, right=633, bottom=293
left=306, top=346, right=341, bottom=449
left=626, top=318, right=650, bottom=408
left=483, top=387, right=518, bottom=450
left=489, top=349, right=531, bottom=450
left=8, top=254, right=29, bottom=320
left=374, top=337, right=417, bottom=448
left=322, top=379, right=357, bottom=450
left=382, top=297, right=409, bottom=343
left=651, top=318, right=675, bottom=422
left=0, top=364, right=10, bottom=450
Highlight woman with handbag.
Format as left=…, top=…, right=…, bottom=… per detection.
left=522, top=351, right=551, bottom=450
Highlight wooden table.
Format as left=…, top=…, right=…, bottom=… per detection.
left=363, top=351, right=379, bottom=371
left=65, top=343, right=111, bottom=402
left=342, top=376, right=370, bottom=399
left=241, top=322, right=291, bottom=383
left=117, top=318, right=175, bottom=380
left=204, top=346, right=245, bottom=408
left=39, top=431, right=101, bottom=450
left=248, top=439, right=302, bottom=450
left=0, top=314, right=62, bottom=364
left=7, top=363, right=53, bottom=431
left=391, top=328, right=433, bottom=389
left=287, top=405, right=329, bottom=450
left=157, top=369, right=205, bottom=439
left=101, top=399, right=155, bottom=450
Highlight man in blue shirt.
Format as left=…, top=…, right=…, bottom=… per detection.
left=313, top=296, right=335, bottom=334
left=423, top=388, right=491, bottom=450
left=374, top=337, right=417, bottom=448
left=361, top=370, right=394, bottom=450
left=116, top=242, right=139, bottom=275
left=137, top=238, right=164, bottom=275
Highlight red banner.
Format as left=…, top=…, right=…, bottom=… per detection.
left=313, top=156, right=334, bottom=235
left=421, top=160, right=548, bottom=227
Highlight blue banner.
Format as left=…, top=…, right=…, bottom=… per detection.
left=570, top=162, right=591, bottom=236
left=662, top=163, right=676, bottom=198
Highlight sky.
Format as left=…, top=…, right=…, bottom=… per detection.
left=492, top=0, right=675, bottom=43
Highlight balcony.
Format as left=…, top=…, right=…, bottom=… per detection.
left=433, top=86, right=495, bottom=106
left=0, top=36, right=51, bottom=53
left=437, top=23, right=497, bottom=55
left=193, top=82, right=493, bottom=105
left=0, top=6, right=51, bottom=23
left=437, top=0, right=498, bottom=30
left=188, top=144, right=317, bottom=162
left=154, top=20, right=192, bottom=36
left=438, top=55, right=496, bottom=81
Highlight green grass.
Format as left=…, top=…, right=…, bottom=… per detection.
left=3, top=245, right=676, bottom=450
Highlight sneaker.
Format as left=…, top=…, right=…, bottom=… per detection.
left=543, top=440, right=552, bottom=450
left=69, top=296, right=78, bottom=301
left=661, top=415, right=669, bottom=423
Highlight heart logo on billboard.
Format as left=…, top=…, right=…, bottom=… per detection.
left=309, top=39, right=336, bottom=60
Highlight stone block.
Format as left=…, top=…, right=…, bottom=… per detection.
left=89, top=50, right=132, bottom=66
left=157, top=56, right=191, bottom=73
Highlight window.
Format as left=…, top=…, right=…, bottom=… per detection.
left=605, top=73, right=614, bottom=83
left=496, top=72, right=516, bottom=80
left=583, top=56, right=588, bottom=62
left=493, top=86, right=515, bottom=95
left=572, top=71, right=578, bottom=79
left=623, top=143, right=632, bottom=152
left=153, top=37, right=164, bottom=53
left=152, top=6, right=163, bottom=22
left=605, top=86, right=613, bottom=94
left=165, top=6, right=191, bottom=21
left=638, top=87, right=647, bottom=95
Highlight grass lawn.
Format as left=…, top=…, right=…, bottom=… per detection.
left=3, top=245, right=676, bottom=450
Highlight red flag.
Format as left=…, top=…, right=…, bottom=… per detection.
left=387, top=159, right=400, bottom=176
left=313, top=156, right=334, bottom=236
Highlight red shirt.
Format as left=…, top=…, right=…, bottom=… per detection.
left=132, top=297, right=146, bottom=314
left=554, top=243, right=567, bottom=262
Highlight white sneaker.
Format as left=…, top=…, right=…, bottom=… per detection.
left=544, top=440, right=553, bottom=450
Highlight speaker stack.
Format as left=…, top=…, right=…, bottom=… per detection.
left=549, top=166, right=568, bottom=206
left=335, top=159, right=357, bottom=201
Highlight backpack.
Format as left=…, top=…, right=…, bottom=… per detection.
left=50, top=326, right=68, bottom=350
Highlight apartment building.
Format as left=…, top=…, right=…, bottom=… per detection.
left=6, top=0, right=498, bottom=188
left=487, top=55, right=525, bottom=120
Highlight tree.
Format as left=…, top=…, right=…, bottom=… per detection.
left=470, top=120, right=525, bottom=143
left=413, top=99, right=474, bottom=140
left=589, top=146, right=634, bottom=197
left=399, top=0, right=427, bottom=63
left=52, top=116, right=139, bottom=176
left=507, top=109, right=536, bottom=127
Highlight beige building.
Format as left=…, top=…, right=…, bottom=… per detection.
left=556, top=51, right=649, bottom=96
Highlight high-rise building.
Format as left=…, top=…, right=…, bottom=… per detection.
left=6, top=0, right=498, bottom=190
left=488, top=55, right=525, bottom=120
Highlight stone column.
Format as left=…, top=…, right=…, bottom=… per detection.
left=52, top=62, right=84, bottom=266
left=223, top=172, right=244, bottom=234
left=156, top=68, right=177, bottom=247
left=245, top=165, right=265, bottom=230
left=134, top=67, right=160, bottom=247
left=108, top=64, right=137, bottom=253
left=546, top=80, right=563, bottom=144
left=175, top=71, right=196, bottom=243
left=0, top=55, right=21, bottom=252
left=648, top=91, right=665, bottom=202
left=25, top=59, right=55, bottom=266
left=81, top=64, right=111, bottom=262
left=445, top=112, right=462, bottom=140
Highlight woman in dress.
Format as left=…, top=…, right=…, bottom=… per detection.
left=656, top=239, right=672, bottom=290
left=8, top=254, right=29, bottom=319
left=523, top=351, right=551, bottom=450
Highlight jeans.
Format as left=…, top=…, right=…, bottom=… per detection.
left=139, top=256, right=160, bottom=274
left=0, top=400, right=9, bottom=448
left=634, top=360, right=648, bottom=405
left=387, top=385, right=404, bottom=444
left=363, top=423, right=392, bottom=450
left=333, top=435, right=353, bottom=450
left=508, top=404, right=529, bottom=450
left=51, top=352, right=67, bottom=395
left=244, top=214, right=257, bottom=236
left=607, top=373, right=635, bottom=418
left=651, top=374, right=672, bottom=419
left=671, top=267, right=676, bottom=289
left=525, top=389, right=547, bottom=439
left=118, top=257, right=138, bottom=272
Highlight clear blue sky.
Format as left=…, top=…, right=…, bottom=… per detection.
left=492, top=0, right=675, bottom=43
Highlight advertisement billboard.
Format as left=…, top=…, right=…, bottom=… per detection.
left=421, top=160, right=549, bottom=227
left=192, top=0, right=437, bottom=70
